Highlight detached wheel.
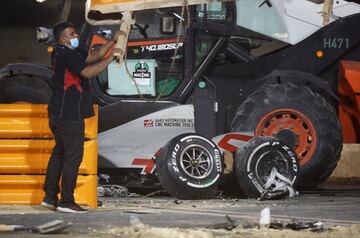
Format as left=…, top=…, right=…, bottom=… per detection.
left=0, top=75, right=51, bottom=103
left=231, top=83, right=342, bottom=188
left=235, top=136, right=299, bottom=199
left=156, top=133, right=223, bottom=199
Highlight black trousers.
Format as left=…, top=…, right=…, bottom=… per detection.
left=43, top=114, right=85, bottom=205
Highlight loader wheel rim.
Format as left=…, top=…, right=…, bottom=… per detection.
left=255, top=109, right=317, bottom=166
left=180, top=145, right=214, bottom=179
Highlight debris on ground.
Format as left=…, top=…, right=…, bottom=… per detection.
left=97, top=185, right=138, bottom=198
left=259, top=206, right=326, bottom=232
left=174, top=200, right=182, bottom=204
left=270, top=220, right=326, bottom=232
left=144, top=190, right=169, bottom=197
left=124, top=209, right=161, bottom=215
left=129, top=214, right=145, bottom=227
left=0, top=220, right=72, bottom=234
left=259, top=207, right=271, bottom=227
left=206, top=215, right=238, bottom=231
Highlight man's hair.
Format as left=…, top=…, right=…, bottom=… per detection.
left=53, top=22, right=74, bottom=42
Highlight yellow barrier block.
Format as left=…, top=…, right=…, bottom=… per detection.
left=0, top=175, right=98, bottom=208
left=0, top=104, right=98, bottom=139
left=0, top=140, right=97, bottom=175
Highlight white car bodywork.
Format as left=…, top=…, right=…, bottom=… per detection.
left=98, top=104, right=195, bottom=173
left=98, top=104, right=253, bottom=174
left=236, top=0, right=360, bottom=45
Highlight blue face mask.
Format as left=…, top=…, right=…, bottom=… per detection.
left=69, top=37, right=79, bottom=49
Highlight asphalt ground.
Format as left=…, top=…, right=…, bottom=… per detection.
left=0, top=184, right=359, bottom=237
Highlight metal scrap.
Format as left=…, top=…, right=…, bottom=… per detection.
left=97, top=185, right=138, bottom=198
left=259, top=167, right=298, bottom=200
left=270, top=220, right=326, bottom=232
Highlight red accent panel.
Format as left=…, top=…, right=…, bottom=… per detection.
left=64, top=69, right=83, bottom=93
left=218, top=134, right=253, bottom=153
left=339, top=61, right=360, bottom=143
left=132, top=158, right=155, bottom=174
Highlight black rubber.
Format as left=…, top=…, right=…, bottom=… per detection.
left=231, top=83, right=342, bottom=188
left=156, top=133, right=223, bottom=199
left=0, top=75, right=51, bottom=103
left=234, top=136, right=299, bottom=198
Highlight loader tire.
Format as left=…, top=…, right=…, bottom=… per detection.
left=231, top=83, right=342, bottom=188
left=0, top=75, right=51, bottom=103
left=234, top=136, right=299, bottom=199
left=156, top=133, right=223, bottom=199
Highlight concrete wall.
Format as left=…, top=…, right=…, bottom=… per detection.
left=329, top=144, right=360, bottom=182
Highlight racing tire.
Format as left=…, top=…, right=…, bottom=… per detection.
left=234, top=136, right=299, bottom=199
left=156, top=133, right=223, bottom=199
left=0, top=75, right=51, bottom=103
left=231, top=83, right=342, bottom=188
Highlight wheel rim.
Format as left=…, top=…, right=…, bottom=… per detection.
left=255, top=150, right=289, bottom=184
left=180, top=145, right=214, bottom=179
left=255, top=109, right=317, bottom=166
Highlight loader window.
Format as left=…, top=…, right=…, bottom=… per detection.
left=194, top=30, right=219, bottom=67
left=236, top=0, right=288, bottom=43
left=194, top=2, right=233, bottom=67
left=196, top=2, right=229, bottom=22
left=91, top=8, right=185, bottom=98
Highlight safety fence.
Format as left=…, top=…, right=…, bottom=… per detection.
left=0, top=104, right=98, bottom=208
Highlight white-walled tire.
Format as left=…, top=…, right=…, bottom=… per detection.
left=234, top=136, right=300, bottom=199
left=156, top=133, right=223, bottom=199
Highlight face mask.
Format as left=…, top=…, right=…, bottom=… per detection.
left=69, top=37, right=79, bottom=49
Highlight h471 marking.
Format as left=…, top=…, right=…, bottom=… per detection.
left=324, top=38, right=349, bottom=49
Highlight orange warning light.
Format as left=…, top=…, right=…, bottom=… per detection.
left=47, top=46, right=54, bottom=53
left=316, top=50, right=324, bottom=58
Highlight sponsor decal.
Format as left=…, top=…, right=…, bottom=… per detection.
left=248, top=172, right=265, bottom=193
left=143, top=119, right=154, bottom=127
left=133, top=61, right=151, bottom=86
left=143, top=118, right=194, bottom=128
left=132, top=158, right=155, bottom=174
left=141, top=42, right=183, bottom=52
left=281, top=145, right=298, bottom=172
left=171, top=143, right=180, bottom=174
left=214, top=149, right=222, bottom=172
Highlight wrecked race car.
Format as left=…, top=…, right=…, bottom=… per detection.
left=1, top=0, right=359, bottom=199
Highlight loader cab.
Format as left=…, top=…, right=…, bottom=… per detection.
left=80, top=2, right=235, bottom=105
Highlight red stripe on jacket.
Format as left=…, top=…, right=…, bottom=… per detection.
left=64, top=69, right=83, bottom=93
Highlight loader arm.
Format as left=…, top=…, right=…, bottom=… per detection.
left=85, top=0, right=231, bottom=25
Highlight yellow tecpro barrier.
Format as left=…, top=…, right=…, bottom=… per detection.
left=0, top=140, right=98, bottom=174
left=0, top=104, right=98, bottom=139
left=0, top=175, right=97, bottom=207
left=0, top=104, right=99, bottom=208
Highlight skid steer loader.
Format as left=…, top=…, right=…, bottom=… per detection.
left=1, top=0, right=360, bottom=199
